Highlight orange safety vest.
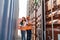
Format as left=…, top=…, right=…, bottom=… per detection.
left=25, top=22, right=32, bottom=30
left=18, top=22, right=32, bottom=30
left=26, top=25, right=32, bottom=30
left=18, top=26, right=27, bottom=30
left=18, top=25, right=32, bottom=30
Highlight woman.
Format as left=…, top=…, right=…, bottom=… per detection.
left=26, top=16, right=32, bottom=40
left=20, top=17, right=26, bottom=40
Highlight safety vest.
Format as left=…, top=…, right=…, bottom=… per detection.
left=19, top=25, right=32, bottom=30
left=25, top=21, right=32, bottom=30
left=19, top=21, right=27, bottom=30
left=18, top=21, right=32, bottom=30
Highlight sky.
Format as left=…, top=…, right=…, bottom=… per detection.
left=18, top=0, right=28, bottom=37
left=19, top=0, right=27, bottom=18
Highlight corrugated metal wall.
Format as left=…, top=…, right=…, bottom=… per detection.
left=0, top=0, right=19, bottom=40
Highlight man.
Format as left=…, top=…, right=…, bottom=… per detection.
left=26, top=16, right=32, bottom=40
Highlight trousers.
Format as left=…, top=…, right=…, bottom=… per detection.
left=21, top=30, right=25, bottom=40
left=27, top=30, right=31, bottom=40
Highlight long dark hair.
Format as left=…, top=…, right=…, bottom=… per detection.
left=21, top=17, right=26, bottom=22
left=20, top=17, right=26, bottom=25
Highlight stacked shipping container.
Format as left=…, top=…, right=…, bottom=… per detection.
left=0, top=0, right=19, bottom=40
left=27, top=0, right=43, bottom=40
left=45, top=0, right=60, bottom=40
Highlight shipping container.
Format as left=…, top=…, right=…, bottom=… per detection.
left=45, top=0, right=60, bottom=40
left=0, top=0, right=19, bottom=40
